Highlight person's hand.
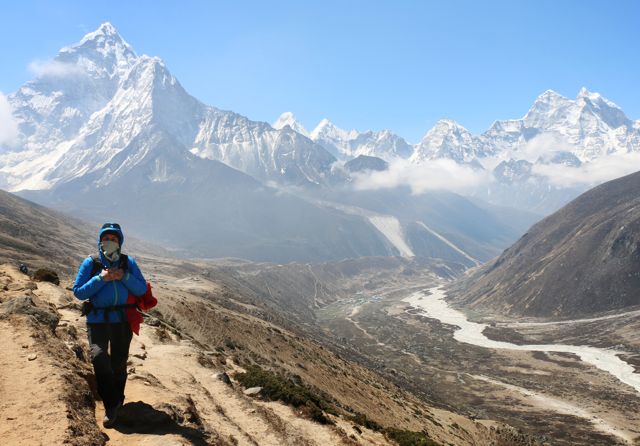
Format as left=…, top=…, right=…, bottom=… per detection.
left=109, top=268, right=124, bottom=281
left=100, top=269, right=113, bottom=281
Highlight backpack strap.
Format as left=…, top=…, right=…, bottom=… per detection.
left=90, top=255, right=103, bottom=277
left=120, top=254, right=129, bottom=273
left=89, top=254, right=129, bottom=277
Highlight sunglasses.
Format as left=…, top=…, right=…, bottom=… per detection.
left=101, top=223, right=121, bottom=230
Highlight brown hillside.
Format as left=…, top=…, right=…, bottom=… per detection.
left=451, top=170, right=640, bottom=318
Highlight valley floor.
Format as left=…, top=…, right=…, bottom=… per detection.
left=317, top=280, right=640, bottom=445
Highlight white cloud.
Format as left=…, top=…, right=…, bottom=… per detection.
left=533, top=151, right=640, bottom=188
left=517, top=133, right=575, bottom=162
left=28, top=59, right=85, bottom=78
left=0, top=92, right=19, bottom=146
left=352, top=158, right=491, bottom=195
left=480, top=134, right=576, bottom=170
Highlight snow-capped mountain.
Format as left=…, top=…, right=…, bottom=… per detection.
left=275, top=88, right=639, bottom=198
left=3, top=22, right=138, bottom=189
left=411, top=89, right=640, bottom=166
left=306, top=118, right=412, bottom=160
left=480, top=88, right=640, bottom=161
left=410, top=119, right=489, bottom=164
left=399, top=89, right=640, bottom=213
left=272, top=112, right=309, bottom=137
left=5, top=22, right=528, bottom=264
left=0, top=24, right=604, bottom=261
left=1, top=23, right=338, bottom=191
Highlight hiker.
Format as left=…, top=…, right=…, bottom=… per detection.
left=73, top=223, right=148, bottom=428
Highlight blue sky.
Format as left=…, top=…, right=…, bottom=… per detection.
left=1, top=0, right=638, bottom=142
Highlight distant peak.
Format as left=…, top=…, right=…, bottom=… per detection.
left=576, top=87, right=623, bottom=113
left=310, top=119, right=358, bottom=141
left=277, top=111, right=296, bottom=120
left=436, top=118, right=461, bottom=127
left=577, top=87, right=592, bottom=97
left=76, top=22, right=127, bottom=46
left=272, top=112, right=308, bottom=136
left=97, top=22, right=118, bottom=36
left=316, top=118, right=333, bottom=128
left=430, top=119, right=470, bottom=134
left=577, top=87, right=605, bottom=102
left=310, top=118, right=333, bottom=137
left=536, top=89, right=567, bottom=102
left=52, top=22, right=139, bottom=77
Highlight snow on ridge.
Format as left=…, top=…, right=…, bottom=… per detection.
left=416, top=221, right=480, bottom=265
left=368, top=215, right=414, bottom=257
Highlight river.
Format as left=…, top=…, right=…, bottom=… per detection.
left=403, top=286, right=640, bottom=394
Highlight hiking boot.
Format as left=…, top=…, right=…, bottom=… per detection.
left=102, top=402, right=121, bottom=428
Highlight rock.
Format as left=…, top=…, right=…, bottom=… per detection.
left=27, top=353, right=37, bottom=361
left=217, top=372, right=232, bottom=386
left=0, top=296, right=60, bottom=330
left=133, top=352, right=148, bottom=360
left=243, top=386, right=262, bottom=396
left=70, top=343, right=85, bottom=361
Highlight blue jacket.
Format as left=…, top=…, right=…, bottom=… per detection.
left=73, top=226, right=147, bottom=323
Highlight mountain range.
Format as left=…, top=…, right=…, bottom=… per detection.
left=273, top=89, right=640, bottom=214
left=0, top=22, right=538, bottom=263
left=274, top=89, right=640, bottom=168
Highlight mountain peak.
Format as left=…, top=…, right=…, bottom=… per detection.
left=576, top=87, right=622, bottom=111
left=577, top=86, right=593, bottom=98
left=419, top=119, right=471, bottom=142
left=577, top=87, right=607, bottom=104
left=434, top=118, right=466, bottom=130
left=73, top=22, right=131, bottom=50
left=272, top=112, right=309, bottom=136
left=535, top=89, right=568, bottom=103
left=55, top=22, right=137, bottom=80
left=96, top=22, right=118, bottom=36
left=310, top=119, right=358, bottom=141
left=310, top=118, right=334, bottom=139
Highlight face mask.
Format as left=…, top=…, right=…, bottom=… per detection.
left=100, top=240, right=121, bottom=262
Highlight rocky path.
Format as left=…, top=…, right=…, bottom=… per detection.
left=1, top=264, right=391, bottom=446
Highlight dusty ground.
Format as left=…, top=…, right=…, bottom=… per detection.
left=1, top=264, right=391, bottom=446
left=0, top=262, right=530, bottom=446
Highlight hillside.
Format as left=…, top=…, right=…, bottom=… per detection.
left=0, top=189, right=531, bottom=445
left=451, top=170, right=640, bottom=318
left=0, top=188, right=168, bottom=274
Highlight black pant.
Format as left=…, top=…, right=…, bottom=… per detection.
left=87, top=322, right=133, bottom=410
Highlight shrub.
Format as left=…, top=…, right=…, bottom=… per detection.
left=33, top=268, right=60, bottom=285
left=349, top=413, right=441, bottom=446
left=385, top=428, right=440, bottom=446
left=349, top=413, right=383, bottom=432
left=235, top=365, right=334, bottom=424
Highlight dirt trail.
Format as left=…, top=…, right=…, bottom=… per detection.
left=0, top=265, right=103, bottom=446
left=0, top=319, right=69, bottom=445
left=0, top=266, right=390, bottom=446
